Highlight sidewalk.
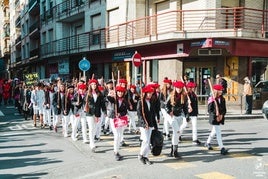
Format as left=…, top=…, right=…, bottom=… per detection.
left=198, top=105, right=263, bottom=120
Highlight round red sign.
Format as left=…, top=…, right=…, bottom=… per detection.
left=132, top=52, right=142, bottom=67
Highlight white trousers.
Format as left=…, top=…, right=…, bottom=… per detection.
left=179, top=116, right=198, bottom=141
left=95, top=111, right=105, bottom=138
left=85, top=116, right=97, bottom=149
left=71, top=113, right=81, bottom=141
left=206, top=125, right=224, bottom=148
left=139, top=127, right=153, bottom=158
left=161, top=108, right=170, bottom=135
left=62, top=112, right=73, bottom=137
left=53, top=113, right=61, bottom=128
left=128, top=111, right=137, bottom=131
left=167, top=114, right=184, bottom=145
left=43, top=108, right=51, bottom=126
left=110, top=118, right=124, bottom=153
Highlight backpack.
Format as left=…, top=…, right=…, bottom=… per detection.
left=150, top=130, right=164, bottom=156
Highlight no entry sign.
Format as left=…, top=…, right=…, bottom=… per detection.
left=132, top=52, right=142, bottom=67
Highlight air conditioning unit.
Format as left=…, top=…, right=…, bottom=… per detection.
left=198, top=49, right=222, bottom=56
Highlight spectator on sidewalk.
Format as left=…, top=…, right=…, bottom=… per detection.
left=243, top=76, right=253, bottom=114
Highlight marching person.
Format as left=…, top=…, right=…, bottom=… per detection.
left=204, top=84, right=228, bottom=155
left=52, top=83, right=65, bottom=132
left=178, top=82, right=201, bottom=145
left=62, top=85, right=75, bottom=137
left=137, top=85, right=156, bottom=165
left=103, top=79, right=114, bottom=135
left=127, top=84, right=140, bottom=133
left=160, top=77, right=173, bottom=140
left=166, top=81, right=190, bottom=159
left=43, top=84, right=52, bottom=130
left=21, top=84, right=32, bottom=120
left=84, top=79, right=106, bottom=152
left=71, top=82, right=86, bottom=141
left=107, top=85, right=129, bottom=161
left=30, top=82, right=45, bottom=128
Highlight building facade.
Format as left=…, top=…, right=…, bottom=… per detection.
left=7, top=0, right=268, bottom=107
left=0, top=0, right=10, bottom=79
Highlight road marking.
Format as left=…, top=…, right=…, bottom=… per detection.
left=196, top=172, right=235, bottom=179
left=229, top=152, right=254, bottom=159
left=0, top=110, right=4, bottom=116
left=8, top=123, right=36, bottom=131
left=164, top=160, right=195, bottom=170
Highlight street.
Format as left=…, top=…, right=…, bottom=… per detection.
left=0, top=105, right=267, bottom=179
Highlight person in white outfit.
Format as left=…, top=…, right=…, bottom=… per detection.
left=30, top=82, right=45, bottom=128
left=43, top=84, right=52, bottom=129
left=127, top=84, right=140, bottom=133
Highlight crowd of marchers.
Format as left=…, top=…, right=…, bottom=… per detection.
left=2, top=75, right=230, bottom=164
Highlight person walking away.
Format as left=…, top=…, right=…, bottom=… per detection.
left=243, top=76, right=253, bottom=114
left=137, top=85, right=156, bottom=165
left=204, top=84, right=228, bottom=155
left=43, top=84, right=52, bottom=129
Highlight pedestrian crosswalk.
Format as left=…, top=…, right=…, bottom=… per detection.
left=0, top=110, right=4, bottom=116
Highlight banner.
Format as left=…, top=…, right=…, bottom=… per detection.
left=24, top=72, right=39, bottom=86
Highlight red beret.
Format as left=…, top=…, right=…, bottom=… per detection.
left=142, top=86, right=154, bottom=93
left=213, top=84, right=224, bottom=91
left=163, top=78, right=172, bottom=84
left=98, top=86, right=104, bottom=91
left=119, top=78, right=127, bottom=84
left=130, top=85, right=136, bottom=89
left=186, top=82, right=196, bottom=88
left=78, top=83, right=87, bottom=90
left=173, top=81, right=184, bottom=88
left=88, top=79, right=98, bottom=85
left=116, top=85, right=126, bottom=92
left=148, top=82, right=160, bottom=89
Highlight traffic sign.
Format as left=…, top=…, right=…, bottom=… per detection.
left=132, top=52, right=142, bottom=67
left=79, top=57, right=91, bottom=71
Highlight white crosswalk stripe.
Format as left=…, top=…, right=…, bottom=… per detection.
left=0, top=110, right=4, bottom=116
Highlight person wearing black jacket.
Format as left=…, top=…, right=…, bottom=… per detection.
left=179, top=82, right=201, bottom=145
left=204, top=84, right=228, bottom=155
left=137, top=85, right=156, bottom=165
left=127, top=84, right=140, bottom=133
left=166, top=81, right=190, bottom=159
left=84, top=79, right=106, bottom=153
left=107, top=85, right=129, bottom=161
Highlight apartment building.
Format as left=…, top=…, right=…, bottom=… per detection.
left=0, top=0, right=10, bottom=79
left=8, top=0, right=268, bottom=106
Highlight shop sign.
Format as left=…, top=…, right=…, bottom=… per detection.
left=58, top=59, right=69, bottom=74
left=113, top=51, right=135, bottom=61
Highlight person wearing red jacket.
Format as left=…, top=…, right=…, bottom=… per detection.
left=3, top=80, right=11, bottom=105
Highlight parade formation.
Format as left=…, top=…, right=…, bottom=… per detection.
left=0, top=74, right=229, bottom=165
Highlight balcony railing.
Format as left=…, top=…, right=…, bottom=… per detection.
left=29, top=21, right=40, bottom=33
left=54, top=0, right=85, bottom=20
left=41, top=29, right=105, bottom=58
left=30, top=47, right=39, bottom=57
left=105, top=7, right=268, bottom=45
left=40, top=7, right=268, bottom=59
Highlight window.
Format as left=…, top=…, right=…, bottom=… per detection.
left=91, top=14, right=101, bottom=45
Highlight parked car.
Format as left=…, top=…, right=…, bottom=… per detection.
left=253, top=80, right=268, bottom=109
left=262, top=100, right=268, bottom=120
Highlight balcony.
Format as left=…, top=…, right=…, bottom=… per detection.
left=15, top=35, right=21, bottom=46
left=15, top=16, right=21, bottom=27
left=105, top=7, right=268, bottom=48
left=3, top=46, right=11, bottom=55
left=41, top=29, right=105, bottom=58
left=29, top=21, right=40, bottom=39
left=55, top=0, right=85, bottom=22
left=30, top=47, right=39, bottom=58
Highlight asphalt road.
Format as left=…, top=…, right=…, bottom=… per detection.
left=0, top=105, right=267, bottom=179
